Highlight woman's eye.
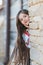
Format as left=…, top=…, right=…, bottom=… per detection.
left=20, top=19, right=23, bottom=21
left=24, top=16, right=26, bottom=17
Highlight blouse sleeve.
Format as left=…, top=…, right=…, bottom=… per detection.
left=22, top=31, right=31, bottom=48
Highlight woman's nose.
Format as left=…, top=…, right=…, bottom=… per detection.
left=23, top=18, right=26, bottom=22
left=23, top=18, right=25, bottom=21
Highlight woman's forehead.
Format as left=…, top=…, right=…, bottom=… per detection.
left=19, top=13, right=28, bottom=19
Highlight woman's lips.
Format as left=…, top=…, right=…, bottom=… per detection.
left=28, top=24, right=29, bottom=26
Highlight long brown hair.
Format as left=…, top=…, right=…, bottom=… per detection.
left=15, top=9, right=30, bottom=65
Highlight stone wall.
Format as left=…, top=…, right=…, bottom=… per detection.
left=28, top=0, right=43, bottom=65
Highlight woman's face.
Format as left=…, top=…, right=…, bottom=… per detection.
left=19, top=13, right=30, bottom=28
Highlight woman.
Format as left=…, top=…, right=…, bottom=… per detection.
left=14, top=9, right=30, bottom=65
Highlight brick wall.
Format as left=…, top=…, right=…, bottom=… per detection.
left=28, top=0, right=43, bottom=65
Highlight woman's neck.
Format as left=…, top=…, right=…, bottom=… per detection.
left=26, top=29, right=29, bottom=32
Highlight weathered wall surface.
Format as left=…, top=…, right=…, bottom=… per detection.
left=28, top=0, right=43, bottom=65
